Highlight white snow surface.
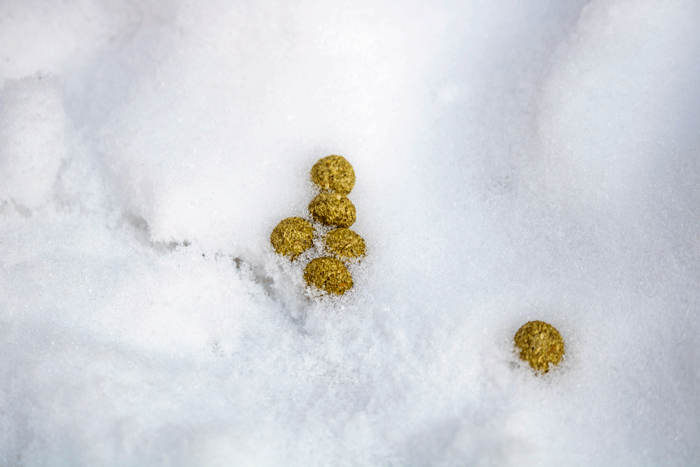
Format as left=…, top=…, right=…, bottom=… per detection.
left=1, top=0, right=700, bottom=465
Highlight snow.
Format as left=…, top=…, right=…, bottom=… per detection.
left=1, top=0, right=699, bottom=465
left=0, top=74, right=66, bottom=209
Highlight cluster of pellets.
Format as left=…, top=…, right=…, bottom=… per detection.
left=270, top=155, right=366, bottom=295
left=270, top=157, right=564, bottom=374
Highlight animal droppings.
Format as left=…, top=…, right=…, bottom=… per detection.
left=271, top=156, right=364, bottom=295
left=310, top=155, right=356, bottom=195
left=304, top=256, right=354, bottom=295
left=308, top=192, right=356, bottom=228
left=324, top=228, right=366, bottom=260
left=513, top=320, right=565, bottom=373
left=270, top=217, right=314, bottom=260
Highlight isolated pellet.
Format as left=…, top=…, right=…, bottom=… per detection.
left=513, top=320, right=565, bottom=373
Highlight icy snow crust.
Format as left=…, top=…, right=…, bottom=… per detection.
left=1, top=0, right=699, bottom=465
